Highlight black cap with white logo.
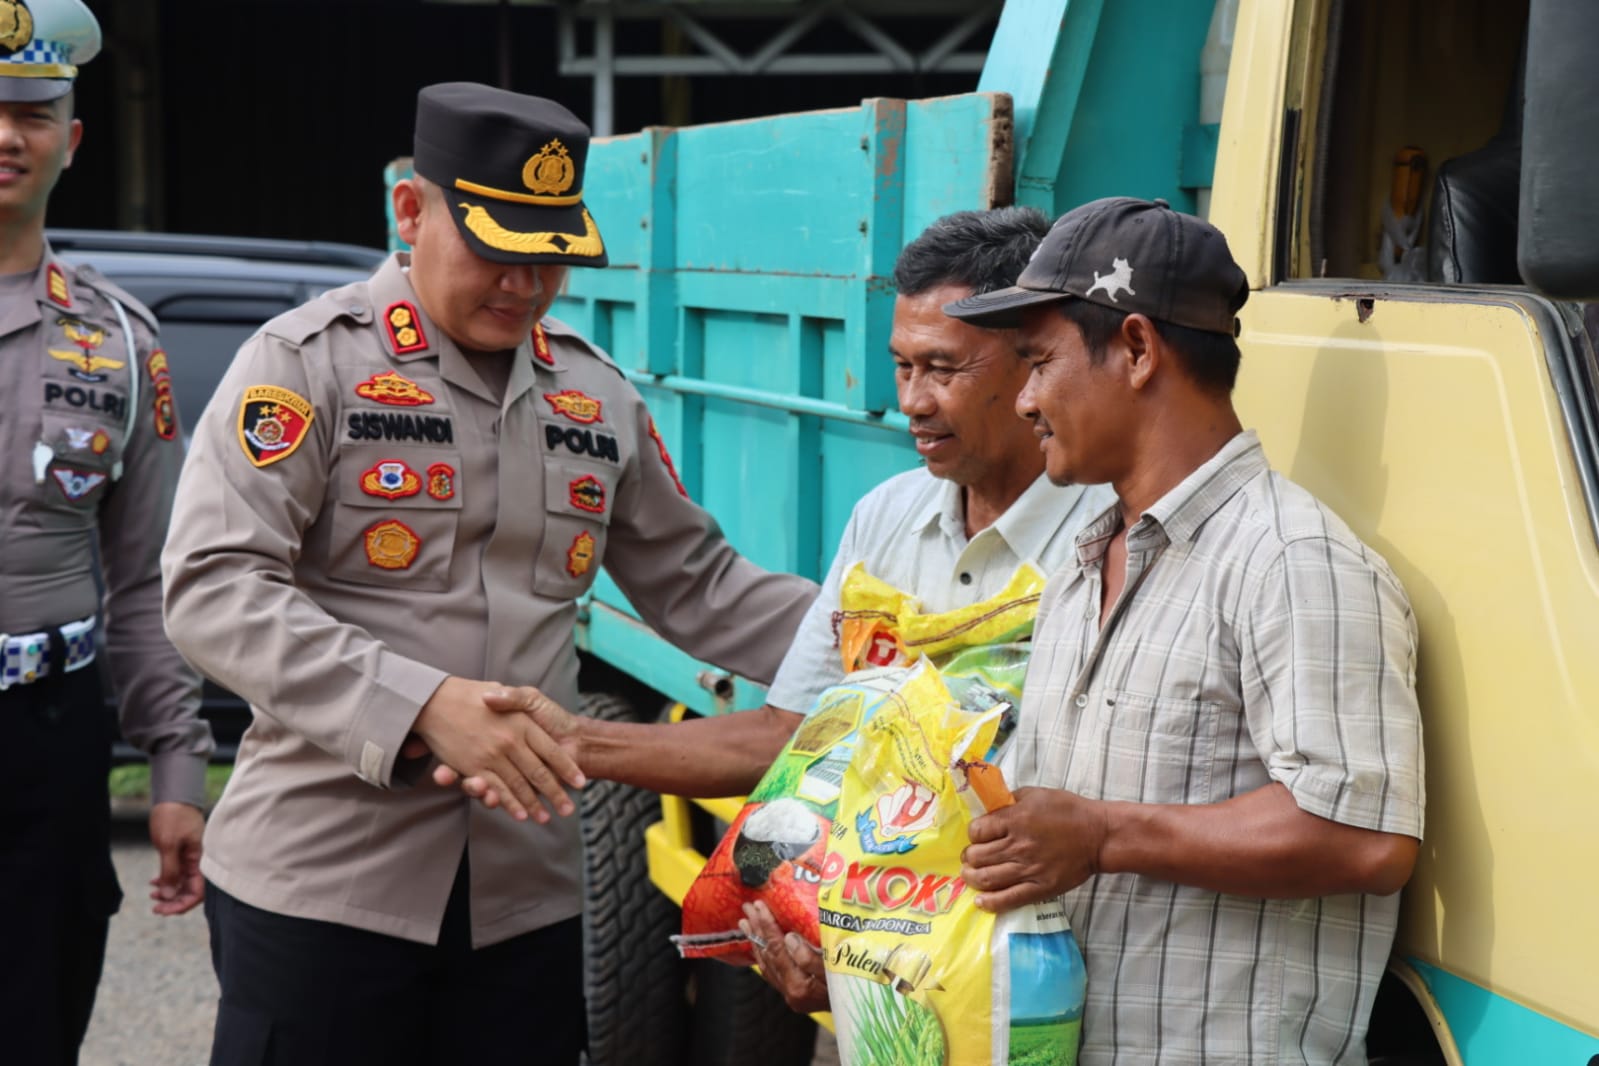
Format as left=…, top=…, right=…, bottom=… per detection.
left=943, top=197, right=1248, bottom=335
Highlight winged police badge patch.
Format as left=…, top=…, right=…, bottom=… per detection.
left=360, top=459, right=423, bottom=500
left=544, top=390, right=602, bottom=425
left=355, top=371, right=435, bottom=407
left=237, top=385, right=315, bottom=467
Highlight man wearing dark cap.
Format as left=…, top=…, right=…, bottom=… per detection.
left=161, top=83, right=815, bottom=1064
left=0, top=1, right=214, bottom=1062
left=948, top=198, right=1425, bottom=1064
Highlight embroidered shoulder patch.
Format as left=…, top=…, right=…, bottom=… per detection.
left=566, top=530, right=597, bottom=577
left=383, top=301, right=429, bottom=354
left=544, top=389, right=603, bottom=424
left=569, top=474, right=606, bottom=514
left=360, top=459, right=422, bottom=500
left=152, top=388, right=176, bottom=441
left=47, top=263, right=70, bottom=307
left=237, top=385, right=315, bottom=467
left=426, top=462, right=456, bottom=500
left=364, top=519, right=420, bottom=570
left=647, top=417, right=688, bottom=498
left=532, top=322, right=554, bottom=366
left=355, top=370, right=435, bottom=407
left=146, top=348, right=170, bottom=383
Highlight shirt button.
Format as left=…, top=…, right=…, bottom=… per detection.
left=959, top=572, right=973, bottom=586
left=1074, top=694, right=1089, bottom=708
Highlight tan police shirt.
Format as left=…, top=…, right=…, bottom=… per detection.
left=0, top=246, right=211, bottom=806
left=162, top=253, right=818, bottom=946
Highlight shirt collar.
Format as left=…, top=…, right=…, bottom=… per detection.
left=912, top=471, right=1088, bottom=563
left=1138, top=429, right=1267, bottom=547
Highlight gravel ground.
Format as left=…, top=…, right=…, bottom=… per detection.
left=80, top=813, right=842, bottom=1066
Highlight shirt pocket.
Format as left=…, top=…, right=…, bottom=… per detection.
left=326, top=446, right=464, bottom=593
left=1089, top=690, right=1223, bottom=806
left=532, top=456, right=615, bottom=601
left=35, top=407, right=126, bottom=517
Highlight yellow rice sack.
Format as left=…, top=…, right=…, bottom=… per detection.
left=818, top=660, right=1085, bottom=1066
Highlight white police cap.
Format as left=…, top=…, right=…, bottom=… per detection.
left=0, top=0, right=100, bottom=103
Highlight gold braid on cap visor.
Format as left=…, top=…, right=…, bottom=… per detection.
left=457, top=203, right=605, bottom=258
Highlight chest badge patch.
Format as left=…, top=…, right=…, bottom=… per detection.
left=51, top=466, right=107, bottom=501
left=364, top=519, right=420, bottom=570
left=569, top=474, right=606, bottom=514
left=355, top=370, right=435, bottom=407
left=566, top=530, right=597, bottom=577
left=383, top=301, right=430, bottom=355
left=360, top=459, right=422, bottom=500
left=544, top=389, right=603, bottom=425
left=427, top=462, right=456, bottom=501
left=532, top=322, right=554, bottom=366
left=237, top=385, right=315, bottom=468
left=49, top=319, right=124, bottom=382
left=63, top=427, right=111, bottom=454
left=46, top=263, right=70, bottom=307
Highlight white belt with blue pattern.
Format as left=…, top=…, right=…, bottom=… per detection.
left=0, top=616, right=97, bottom=691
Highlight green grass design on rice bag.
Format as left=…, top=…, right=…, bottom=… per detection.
left=749, top=748, right=812, bottom=803
left=1008, top=1017, right=1081, bottom=1066
left=847, top=980, right=947, bottom=1066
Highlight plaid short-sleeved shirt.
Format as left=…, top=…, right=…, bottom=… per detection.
left=1010, top=431, right=1424, bottom=1066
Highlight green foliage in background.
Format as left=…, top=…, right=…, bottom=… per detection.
left=108, top=764, right=231, bottom=808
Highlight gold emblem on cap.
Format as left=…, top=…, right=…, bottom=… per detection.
left=0, top=1, right=34, bottom=54
left=523, top=139, right=575, bottom=196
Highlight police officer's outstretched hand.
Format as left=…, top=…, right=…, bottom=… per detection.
left=430, top=686, right=587, bottom=812
left=411, top=678, right=587, bottom=823
left=148, top=801, right=206, bottom=915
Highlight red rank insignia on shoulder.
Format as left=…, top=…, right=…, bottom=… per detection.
left=544, top=389, right=602, bottom=424
left=47, top=263, right=71, bottom=307
left=355, top=370, right=435, bottom=407
left=532, top=322, right=554, bottom=366
left=647, top=417, right=688, bottom=498
left=145, top=348, right=170, bottom=383
left=148, top=347, right=176, bottom=441
left=427, top=462, right=456, bottom=500
left=383, top=301, right=429, bottom=354
left=569, top=474, right=606, bottom=514
left=566, top=530, right=596, bottom=577
left=237, top=385, right=315, bottom=467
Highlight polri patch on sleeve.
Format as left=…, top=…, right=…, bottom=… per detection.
left=566, top=530, right=597, bottom=577
left=383, top=301, right=430, bottom=355
left=532, top=322, right=554, bottom=366
left=544, top=389, right=603, bottom=424
left=237, top=385, right=315, bottom=467
left=647, top=417, right=689, bottom=498
left=47, top=263, right=71, bottom=307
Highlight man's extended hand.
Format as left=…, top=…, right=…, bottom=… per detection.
left=739, top=900, right=829, bottom=1015
left=411, top=678, right=585, bottom=823
left=148, top=801, right=205, bottom=916
left=961, top=786, right=1109, bottom=913
left=429, top=685, right=584, bottom=810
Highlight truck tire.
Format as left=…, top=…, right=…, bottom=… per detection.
left=687, top=958, right=819, bottom=1066
left=580, top=692, right=689, bottom=1066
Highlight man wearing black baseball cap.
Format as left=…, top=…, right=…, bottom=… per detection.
left=164, top=83, right=816, bottom=1064
left=950, top=198, right=1425, bottom=1064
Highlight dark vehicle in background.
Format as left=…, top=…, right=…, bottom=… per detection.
left=50, top=229, right=387, bottom=762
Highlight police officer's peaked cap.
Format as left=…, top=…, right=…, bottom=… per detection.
left=413, top=83, right=608, bottom=269
left=0, top=0, right=100, bottom=102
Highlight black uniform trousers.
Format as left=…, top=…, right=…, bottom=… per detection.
left=0, top=664, right=121, bottom=1066
left=205, top=852, right=586, bottom=1066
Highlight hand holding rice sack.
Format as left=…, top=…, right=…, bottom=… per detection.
left=674, top=563, right=1045, bottom=967
left=818, top=661, right=1086, bottom=1066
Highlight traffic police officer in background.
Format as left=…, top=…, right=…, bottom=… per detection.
left=0, top=1, right=214, bottom=1063
left=162, top=83, right=817, bottom=1065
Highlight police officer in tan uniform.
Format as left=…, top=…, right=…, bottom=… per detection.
left=161, top=83, right=816, bottom=1065
left=0, top=2, right=214, bottom=1063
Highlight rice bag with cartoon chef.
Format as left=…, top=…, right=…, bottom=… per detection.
left=819, top=660, right=1086, bottom=1066
left=673, top=563, right=1045, bottom=966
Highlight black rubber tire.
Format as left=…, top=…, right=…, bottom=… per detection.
left=580, top=692, right=689, bottom=1066
left=687, top=958, right=820, bottom=1066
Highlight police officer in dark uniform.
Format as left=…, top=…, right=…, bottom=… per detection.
left=0, top=2, right=214, bottom=1063
left=162, top=84, right=815, bottom=1065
